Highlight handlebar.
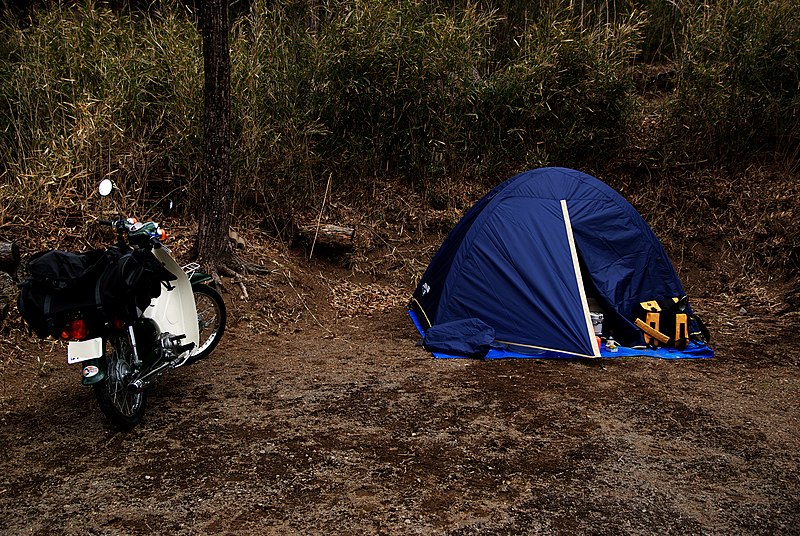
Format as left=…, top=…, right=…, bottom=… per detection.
left=95, top=217, right=165, bottom=248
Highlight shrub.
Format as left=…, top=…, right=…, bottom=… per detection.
left=233, top=0, right=643, bottom=200
left=313, top=0, right=494, bottom=184
left=229, top=0, right=326, bottom=212
left=0, top=1, right=201, bottom=221
left=471, top=7, right=644, bottom=175
left=664, top=0, right=800, bottom=163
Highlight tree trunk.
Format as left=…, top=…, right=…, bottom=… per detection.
left=196, top=0, right=237, bottom=271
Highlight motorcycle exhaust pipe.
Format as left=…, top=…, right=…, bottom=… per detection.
left=127, top=346, right=196, bottom=392
left=127, top=335, right=195, bottom=392
left=127, top=361, right=172, bottom=393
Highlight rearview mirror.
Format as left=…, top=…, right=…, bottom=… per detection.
left=98, top=179, right=113, bottom=197
left=163, top=199, right=175, bottom=216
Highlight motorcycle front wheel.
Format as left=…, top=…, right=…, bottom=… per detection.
left=94, top=332, right=146, bottom=429
left=186, top=284, right=226, bottom=365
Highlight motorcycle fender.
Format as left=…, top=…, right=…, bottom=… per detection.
left=80, top=358, right=106, bottom=386
left=145, top=248, right=200, bottom=353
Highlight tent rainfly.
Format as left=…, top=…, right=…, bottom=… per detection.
left=409, top=167, right=712, bottom=359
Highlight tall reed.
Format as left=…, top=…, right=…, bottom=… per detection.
left=471, top=5, right=645, bottom=175
left=0, top=1, right=201, bottom=224
left=3, top=0, right=796, bottom=231
left=664, top=0, right=800, bottom=163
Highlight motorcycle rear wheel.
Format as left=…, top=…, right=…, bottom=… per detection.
left=186, top=284, right=226, bottom=365
left=94, top=332, right=146, bottom=429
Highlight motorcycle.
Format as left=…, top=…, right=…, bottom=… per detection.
left=17, top=179, right=226, bottom=429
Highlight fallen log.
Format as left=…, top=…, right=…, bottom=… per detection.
left=0, top=241, right=20, bottom=276
left=296, top=223, right=355, bottom=254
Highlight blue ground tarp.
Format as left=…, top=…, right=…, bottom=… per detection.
left=409, top=309, right=714, bottom=360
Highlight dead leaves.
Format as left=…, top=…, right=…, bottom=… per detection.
left=328, top=280, right=407, bottom=319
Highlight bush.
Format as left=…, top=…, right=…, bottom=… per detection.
left=664, top=0, right=800, bottom=163
left=7, top=0, right=795, bottom=224
left=471, top=7, right=644, bottom=175
left=228, top=0, right=495, bottom=208
left=0, top=0, right=644, bottom=217
left=229, top=0, right=326, bottom=211
left=312, top=0, right=494, bottom=184
left=0, top=1, right=201, bottom=219
left=637, top=0, right=685, bottom=60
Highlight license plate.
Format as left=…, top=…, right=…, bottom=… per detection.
left=67, top=338, right=103, bottom=364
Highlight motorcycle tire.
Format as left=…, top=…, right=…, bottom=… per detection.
left=186, top=284, right=226, bottom=365
left=94, top=332, right=146, bottom=429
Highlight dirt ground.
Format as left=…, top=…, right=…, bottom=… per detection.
left=1, top=241, right=799, bottom=535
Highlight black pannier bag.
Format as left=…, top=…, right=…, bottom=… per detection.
left=17, top=249, right=111, bottom=338
left=95, top=248, right=177, bottom=322
left=18, top=246, right=177, bottom=339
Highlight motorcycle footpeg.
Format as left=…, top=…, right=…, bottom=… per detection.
left=176, top=342, right=195, bottom=355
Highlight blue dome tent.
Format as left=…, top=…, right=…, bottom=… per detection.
left=408, top=167, right=712, bottom=359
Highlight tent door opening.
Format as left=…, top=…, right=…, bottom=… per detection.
left=561, top=200, right=601, bottom=357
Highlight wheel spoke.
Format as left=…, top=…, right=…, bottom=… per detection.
left=97, top=333, right=144, bottom=422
